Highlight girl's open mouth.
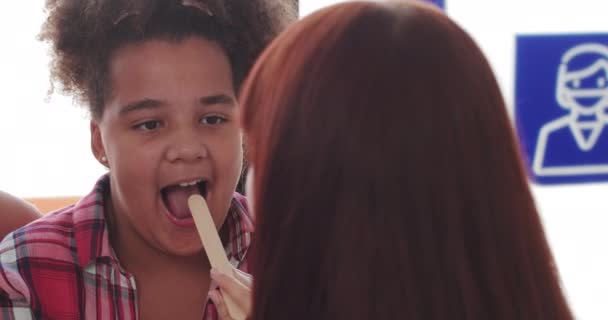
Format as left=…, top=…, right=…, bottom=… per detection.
left=161, top=179, right=208, bottom=226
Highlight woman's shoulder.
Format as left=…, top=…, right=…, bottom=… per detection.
left=0, top=191, right=41, bottom=240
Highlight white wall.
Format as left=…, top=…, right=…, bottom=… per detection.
left=302, top=1, right=608, bottom=319
left=0, top=0, right=606, bottom=318
left=0, top=0, right=106, bottom=198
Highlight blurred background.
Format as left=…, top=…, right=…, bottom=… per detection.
left=0, top=0, right=606, bottom=318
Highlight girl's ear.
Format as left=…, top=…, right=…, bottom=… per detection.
left=90, top=121, right=108, bottom=167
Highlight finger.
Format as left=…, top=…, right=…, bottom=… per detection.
left=211, top=268, right=252, bottom=313
left=232, top=268, right=253, bottom=287
left=211, top=268, right=250, bottom=293
left=208, top=290, right=232, bottom=320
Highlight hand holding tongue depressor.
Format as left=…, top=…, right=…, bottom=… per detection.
left=187, top=194, right=247, bottom=320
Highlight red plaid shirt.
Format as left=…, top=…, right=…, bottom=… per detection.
left=0, top=175, right=253, bottom=319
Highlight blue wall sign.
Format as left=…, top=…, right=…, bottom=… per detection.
left=515, top=34, right=608, bottom=184
left=427, top=0, right=445, bottom=10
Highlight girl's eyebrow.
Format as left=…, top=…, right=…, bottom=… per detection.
left=119, top=98, right=164, bottom=116
left=118, top=94, right=236, bottom=117
left=199, top=94, right=236, bottom=107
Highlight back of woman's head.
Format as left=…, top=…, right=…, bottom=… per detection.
left=240, top=1, right=573, bottom=319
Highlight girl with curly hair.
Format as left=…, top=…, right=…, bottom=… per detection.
left=0, top=1, right=294, bottom=319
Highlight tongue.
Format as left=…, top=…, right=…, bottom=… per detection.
left=164, top=185, right=200, bottom=219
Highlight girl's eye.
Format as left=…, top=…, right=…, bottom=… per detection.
left=135, top=120, right=162, bottom=131
left=201, top=116, right=226, bottom=125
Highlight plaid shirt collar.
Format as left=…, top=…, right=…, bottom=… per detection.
left=73, top=174, right=254, bottom=270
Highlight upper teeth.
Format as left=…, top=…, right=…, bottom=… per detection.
left=179, top=179, right=203, bottom=187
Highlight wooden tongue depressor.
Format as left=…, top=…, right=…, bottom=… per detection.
left=188, top=194, right=247, bottom=320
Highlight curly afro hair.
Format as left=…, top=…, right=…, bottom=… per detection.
left=39, top=0, right=297, bottom=119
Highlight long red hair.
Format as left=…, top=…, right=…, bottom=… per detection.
left=240, top=1, right=573, bottom=319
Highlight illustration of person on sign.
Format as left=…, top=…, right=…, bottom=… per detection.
left=533, top=43, right=608, bottom=176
